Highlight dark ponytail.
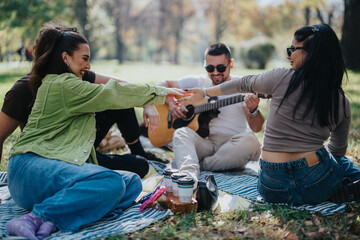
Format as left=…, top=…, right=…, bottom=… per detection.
left=30, top=23, right=88, bottom=100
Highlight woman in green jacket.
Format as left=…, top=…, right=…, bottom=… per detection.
left=5, top=25, right=183, bottom=239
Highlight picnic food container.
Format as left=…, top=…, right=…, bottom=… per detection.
left=171, top=172, right=188, bottom=197
left=163, top=168, right=179, bottom=192
left=177, top=177, right=195, bottom=203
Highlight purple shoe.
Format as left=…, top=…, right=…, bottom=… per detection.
left=36, top=221, right=57, bottom=240
left=6, top=213, right=43, bottom=240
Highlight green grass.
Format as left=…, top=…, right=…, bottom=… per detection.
left=0, top=63, right=31, bottom=107
left=1, top=60, right=360, bottom=239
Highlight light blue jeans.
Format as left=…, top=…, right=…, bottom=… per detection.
left=258, top=148, right=360, bottom=206
left=7, top=153, right=142, bottom=232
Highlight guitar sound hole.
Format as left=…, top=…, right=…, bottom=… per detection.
left=184, top=105, right=195, bottom=120
left=172, top=105, right=195, bottom=129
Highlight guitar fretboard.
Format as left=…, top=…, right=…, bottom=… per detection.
left=193, top=93, right=271, bottom=114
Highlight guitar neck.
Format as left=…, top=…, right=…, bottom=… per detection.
left=193, top=93, right=271, bottom=114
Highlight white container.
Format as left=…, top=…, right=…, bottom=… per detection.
left=177, top=177, right=195, bottom=203
left=163, top=168, right=179, bottom=192
left=171, top=172, right=188, bottom=197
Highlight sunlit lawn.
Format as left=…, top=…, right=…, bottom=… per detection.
left=0, top=60, right=359, bottom=239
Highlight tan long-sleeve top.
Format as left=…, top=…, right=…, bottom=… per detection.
left=220, top=68, right=351, bottom=157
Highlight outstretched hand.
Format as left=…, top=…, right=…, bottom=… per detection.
left=178, top=88, right=203, bottom=105
left=165, top=88, right=190, bottom=107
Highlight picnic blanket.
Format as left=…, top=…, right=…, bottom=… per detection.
left=0, top=171, right=171, bottom=239
left=0, top=160, right=349, bottom=238
left=149, top=161, right=348, bottom=215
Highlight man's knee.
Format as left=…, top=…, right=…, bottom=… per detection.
left=236, top=132, right=261, bottom=149
left=173, top=127, right=196, bottom=141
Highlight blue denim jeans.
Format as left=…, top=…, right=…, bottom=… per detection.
left=258, top=148, right=360, bottom=206
left=7, top=153, right=142, bottom=232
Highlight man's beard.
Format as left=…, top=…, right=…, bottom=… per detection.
left=211, top=74, right=229, bottom=85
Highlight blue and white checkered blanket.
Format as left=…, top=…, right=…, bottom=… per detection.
left=0, top=171, right=171, bottom=239
left=0, top=162, right=348, bottom=238
left=201, top=170, right=347, bottom=215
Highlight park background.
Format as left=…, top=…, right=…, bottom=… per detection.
left=1, top=0, right=360, bottom=239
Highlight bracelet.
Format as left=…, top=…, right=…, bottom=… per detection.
left=249, top=107, right=259, bottom=117
left=203, top=88, right=210, bottom=99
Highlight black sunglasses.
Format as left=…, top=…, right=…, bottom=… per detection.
left=286, top=47, right=304, bottom=57
left=205, top=64, right=228, bottom=73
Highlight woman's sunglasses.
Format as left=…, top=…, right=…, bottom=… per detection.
left=205, top=64, right=228, bottom=73
left=286, top=47, right=304, bottom=57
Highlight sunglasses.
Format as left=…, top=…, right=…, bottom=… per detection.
left=286, top=47, right=304, bottom=57
left=205, top=64, right=228, bottom=73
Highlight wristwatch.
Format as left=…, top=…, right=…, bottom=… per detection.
left=203, top=88, right=210, bottom=99
left=249, top=107, right=260, bottom=117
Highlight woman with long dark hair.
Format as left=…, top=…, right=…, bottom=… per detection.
left=182, top=24, right=360, bottom=206
left=5, top=24, right=184, bottom=239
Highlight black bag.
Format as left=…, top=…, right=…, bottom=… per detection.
left=196, top=174, right=219, bottom=211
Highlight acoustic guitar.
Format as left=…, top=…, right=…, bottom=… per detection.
left=148, top=93, right=271, bottom=147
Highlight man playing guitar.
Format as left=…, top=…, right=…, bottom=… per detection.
left=156, top=43, right=265, bottom=183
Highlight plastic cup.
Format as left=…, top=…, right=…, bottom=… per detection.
left=163, top=168, right=179, bottom=192
left=177, top=177, right=195, bottom=203
left=171, top=172, right=188, bottom=197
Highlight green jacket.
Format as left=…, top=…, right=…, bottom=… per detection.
left=10, top=73, right=167, bottom=165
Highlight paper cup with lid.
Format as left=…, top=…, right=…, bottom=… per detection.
left=177, top=177, right=195, bottom=203
left=171, top=172, right=188, bottom=197
left=163, top=168, right=179, bottom=192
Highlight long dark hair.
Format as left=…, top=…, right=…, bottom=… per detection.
left=30, top=23, right=88, bottom=99
left=280, top=24, right=347, bottom=127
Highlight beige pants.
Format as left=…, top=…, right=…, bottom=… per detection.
left=173, top=127, right=261, bottom=182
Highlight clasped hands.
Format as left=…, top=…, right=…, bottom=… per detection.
left=145, top=88, right=190, bottom=133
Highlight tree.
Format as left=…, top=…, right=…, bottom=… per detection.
left=131, top=2, right=159, bottom=61
left=0, top=0, right=70, bottom=38
left=341, top=0, right=360, bottom=70
left=170, top=0, right=195, bottom=64
left=154, top=0, right=194, bottom=64
left=0, top=0, right=77, bottom=59
left=155, top=0, right=171, bottom=63
left=298, top=0, right=343, bottom=28
left=201, top=0, right=241, bottom=42
left=103, top=0, right=132, bottom=63
left=74, top=0, right=97, bottom=59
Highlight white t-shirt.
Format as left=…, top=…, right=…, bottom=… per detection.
left=178, top=74, right=250, bottom=136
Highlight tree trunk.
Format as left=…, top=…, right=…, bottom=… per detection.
left=304, top=7, right=310, bottom=26
left=316, top=8, right=325, bottom=24
left=214, top=0, right=224, bottom=42
left=75, top=0, right=97, bottom=59
left=341, top=0, right=360, bottom=70
left=115, top=18, right=125, bottom=63
left=172, top=0, right=184, bottom=64
left=103, top=0, right=131, bottom=63
left=155, top=0, right=167, bottom=64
